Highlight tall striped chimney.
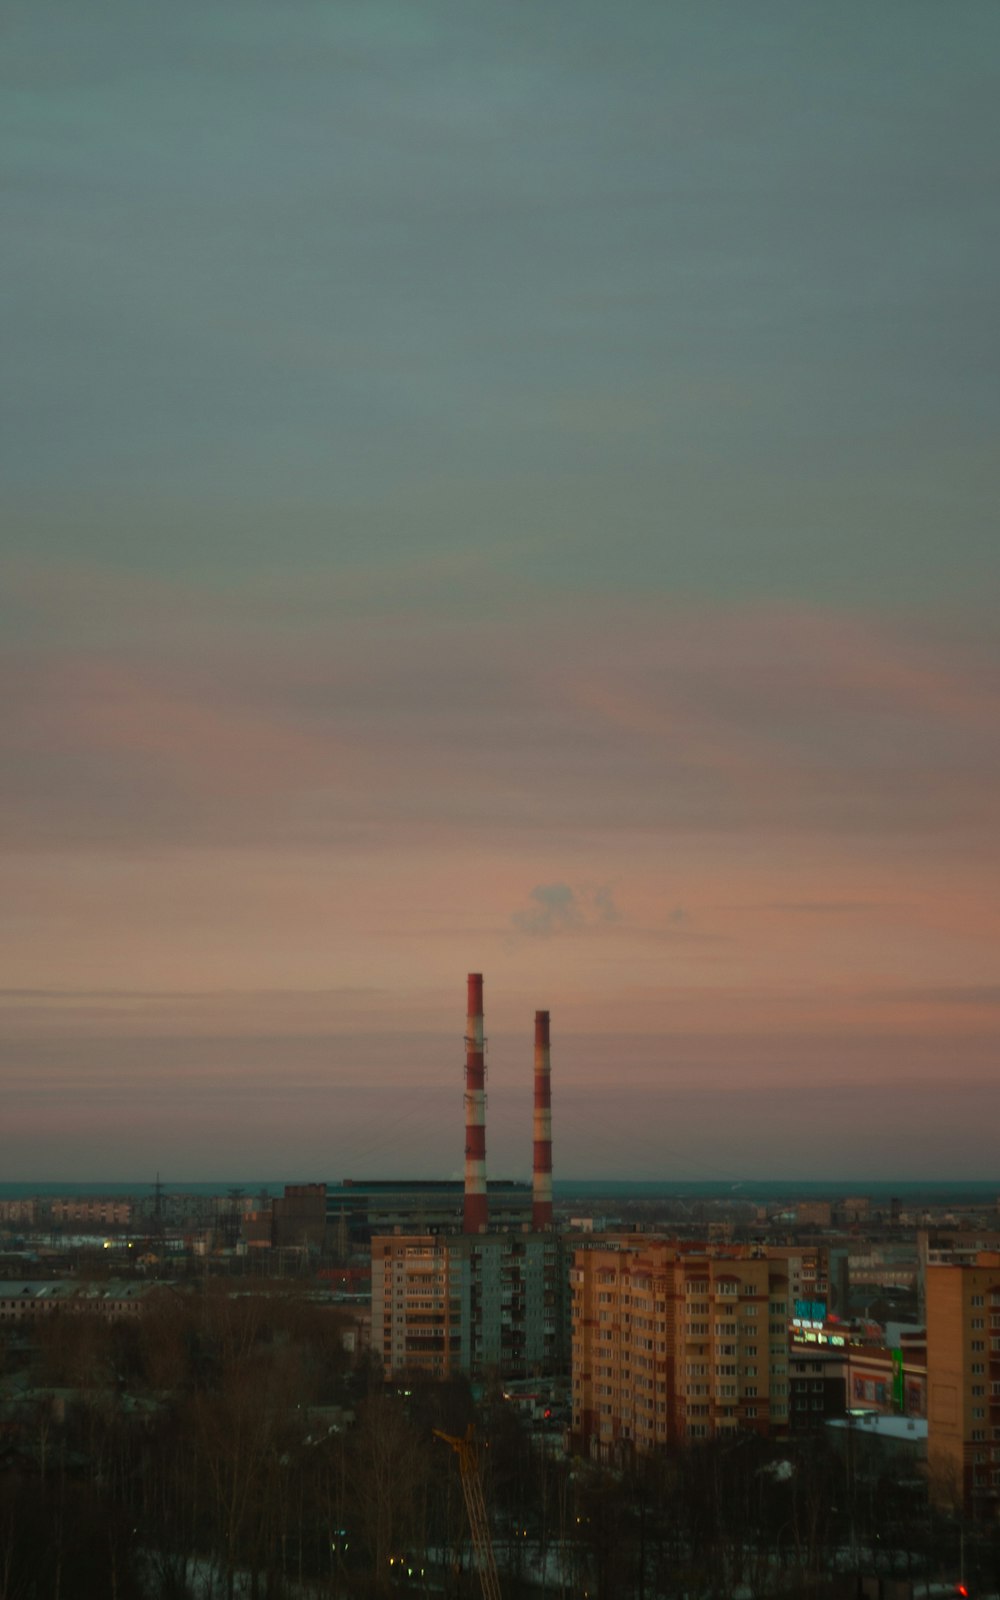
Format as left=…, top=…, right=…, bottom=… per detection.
left=532, top=1009, right=553, bottom=1231
left=463, top=973, right=488, bottom=1233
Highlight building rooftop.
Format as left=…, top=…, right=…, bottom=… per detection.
left=827, top=1412, right=927, bottom=1442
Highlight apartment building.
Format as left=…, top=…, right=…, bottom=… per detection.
left=766, top=1243, right=831, bottom=1311
left=49, top=1197, right=134, bottom=1228
left=918, top=1227, right=1000, bottom=1319
left=788, top=1346, right=846, bottom=1433
left=926, top=1252, right=1000, bottom=1515
left=570, top=1241, right=790, bottom=1456
left=372, top=1231, right=564, bottom=1380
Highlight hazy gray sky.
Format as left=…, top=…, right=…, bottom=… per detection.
left=3, top=1, right=999, bottom=1180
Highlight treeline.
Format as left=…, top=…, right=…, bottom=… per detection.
left=478, top=1415, right=993, bottom=1600
left=0, top=1286, right=467, bottom=1599
left=1, top=1293, right=996, bottom=1599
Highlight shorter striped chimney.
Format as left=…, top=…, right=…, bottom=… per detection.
left=463, top=973, right=488, bottom=1233
left=532, top=1009, right=553, bottom=1230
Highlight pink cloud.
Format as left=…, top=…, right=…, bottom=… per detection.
left=1, top=562, right=998, bottom=1181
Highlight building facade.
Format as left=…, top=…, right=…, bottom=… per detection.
left=0, top=1282, right=155, bottom=1321
left=570, top=1241, right=790, bottom=1456
left=272, top=1183, right=328, bottom=1251
left=49, top=1197, right=134, bottom=1228
left=927, top=1252, right=1000, bottom=1515
left=372, top=1231, right=564, bottom=1380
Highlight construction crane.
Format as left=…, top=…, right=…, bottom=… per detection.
left=434, top=1425, right=501, bottom=1600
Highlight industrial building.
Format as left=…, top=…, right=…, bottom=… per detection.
left=372, top=977, right=567, bottom=1380
left=325, top=1178, right=532, bottom=1252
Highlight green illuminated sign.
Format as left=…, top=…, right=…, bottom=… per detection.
left=891, top=1348, right=904, bottom=1410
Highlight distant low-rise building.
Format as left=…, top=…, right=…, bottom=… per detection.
left=49, top=1198, right=133, bottom=1228
left=0, top=1281, right=155, bottom=1321
left=826, top=1410, right=927, bottom=1468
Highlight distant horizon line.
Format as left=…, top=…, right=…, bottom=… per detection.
left=2, top=1177, right=997, bottom=1193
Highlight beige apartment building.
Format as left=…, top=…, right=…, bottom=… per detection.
left=571, top=1241, right=790, bottom=1456
left=926, top=1252, right=1000, bottom=1515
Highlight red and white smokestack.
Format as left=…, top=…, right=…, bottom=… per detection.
left=532, top=1009, right=553, bottom=1231
left=463, top=973, right=488, bottom=1234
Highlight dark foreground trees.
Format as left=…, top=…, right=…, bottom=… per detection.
left=2, top=1288, right=480, bottom=1599
left=1, top=1300, right=990, bottom=1600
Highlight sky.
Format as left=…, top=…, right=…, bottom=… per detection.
left=3, top=0, right=999, bottom=1183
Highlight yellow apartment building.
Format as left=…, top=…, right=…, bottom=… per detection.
left=570, top=1240, right=790, bottom=1456
left=927, top=1251, right=1000, bottom=1515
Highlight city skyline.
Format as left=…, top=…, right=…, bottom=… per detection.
left=3, top=1, right=999, bottom=1180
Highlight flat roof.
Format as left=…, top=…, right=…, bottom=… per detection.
left=827, top=1413, right=927, bottom=1440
